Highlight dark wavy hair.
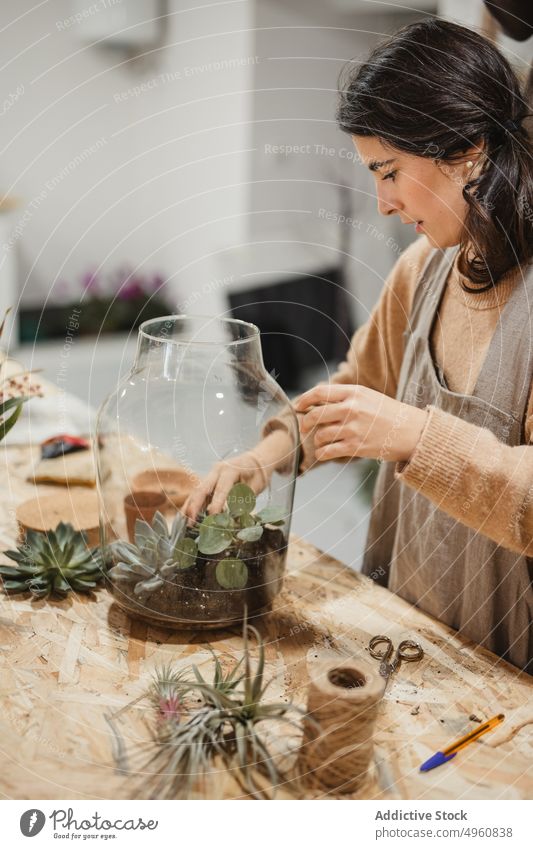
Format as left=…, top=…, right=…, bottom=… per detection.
left=336, top=19, right=533, bottom=290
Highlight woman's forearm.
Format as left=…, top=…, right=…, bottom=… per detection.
left=250, top=427, right=299, bottom=476
left=397, top=405, right=533, bottom=555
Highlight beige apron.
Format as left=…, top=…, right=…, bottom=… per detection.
left=362, top=247, right=533, bottom=674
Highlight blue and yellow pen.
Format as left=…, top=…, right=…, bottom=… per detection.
left=420, top=713, right=505, bottom=772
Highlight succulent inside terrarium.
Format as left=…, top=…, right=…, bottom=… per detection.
left=107, top=483, right=287, bottom=627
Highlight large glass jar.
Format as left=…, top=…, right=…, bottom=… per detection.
left=94, top=316, right=299, bottom=628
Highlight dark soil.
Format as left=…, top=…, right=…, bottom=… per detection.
left=109, top=527, right=287, bottom=629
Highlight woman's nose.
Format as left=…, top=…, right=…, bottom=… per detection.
left=376, top=186, right=400, bottom=216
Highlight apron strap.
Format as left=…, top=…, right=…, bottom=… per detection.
left=473, top=262, right=533, bottom=423
left=406, top=246, right=457, bottom=341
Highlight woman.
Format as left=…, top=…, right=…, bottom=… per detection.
left=185, top=19, right=533, bottom=674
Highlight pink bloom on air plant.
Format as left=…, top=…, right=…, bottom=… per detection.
left=158, top=694, right=181, bottom=721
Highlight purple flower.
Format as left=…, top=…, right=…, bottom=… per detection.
left=150, top=274, right=166, bottom=294
left=81, top=268, right=100, bottom=294
left=79, top=265, right=168, bottom=302
left=118, top=280, right=145, bottom=301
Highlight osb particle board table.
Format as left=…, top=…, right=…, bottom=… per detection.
left=0, top=444, right=532, bottom=801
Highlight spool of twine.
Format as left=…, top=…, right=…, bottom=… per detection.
left=297, top=656, right=385, bottom=796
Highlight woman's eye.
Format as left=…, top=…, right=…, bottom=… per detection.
left=382, top=171, right=397, bottom=182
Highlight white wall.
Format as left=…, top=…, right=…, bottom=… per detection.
left=247, top=0, right=427, bottom=324
left=0, top=0, right=255, bottom=314
left=5, top=0, right=505, bottom=332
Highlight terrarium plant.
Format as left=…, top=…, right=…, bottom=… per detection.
left=108, top=619, right=307, bottom=799
left=193, top=483, right=286, bottom=590
left=95, top=315, right=299, bottom=629
left=106, top=483, right=287, bottom=626
left=0, top=522, right=104, bottom=598
left=107, top=510, right=195, bottom=601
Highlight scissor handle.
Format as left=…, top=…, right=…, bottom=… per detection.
left=368, top=635, right=394, bottom=661
left=397, top=639, right=424, bottom=662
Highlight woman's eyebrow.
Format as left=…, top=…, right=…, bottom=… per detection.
left=368, top=158, right=396, bottom=171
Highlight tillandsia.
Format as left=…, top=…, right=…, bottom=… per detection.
left=108, top=483, right=286, bottom=597
left=0, top=522, right=104, bottom=598
left=0, top=309, right=42, bottom=442
left=109, top=619, right=307, bottom=800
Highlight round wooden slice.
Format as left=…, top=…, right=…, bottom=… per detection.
left=16, top=491, right=101, bottom=547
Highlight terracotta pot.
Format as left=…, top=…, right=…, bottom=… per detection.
left=124, top=490, right=167, bottom=541
left=131, top=467, right=197, bottom=512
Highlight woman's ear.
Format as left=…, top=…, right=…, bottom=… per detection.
left=462, top=141, right=486, bottom=175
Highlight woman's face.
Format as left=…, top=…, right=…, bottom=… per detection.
left=352, top=135, right=474, bottom=248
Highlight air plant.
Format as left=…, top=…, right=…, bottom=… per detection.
left=0, top=523, right=104, bottom=598
left=109, top=619, right=307, bottom=799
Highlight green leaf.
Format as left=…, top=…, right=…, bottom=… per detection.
left=236, top=526, right=263, bottom=543
left=134, top=519, right=158, bottom=547
left=53, top=575, right=71, bottom=594
left=134, top=575, right=164, bottom=597
left=202, top=513, right=233, bottom=529
left=249, top=624, right=265, bottom=703
left=0, top=401, right=24, bottom=441
left=173, top=537, right=198, bottom=570
left=215, top=558, right=248, bottom=589
left=255, top=505, right=286, bottom=525
left=1, top=580, right=27, bottom=592
left=70, top=579, right=98, bottom=591
left=109, top=541, right=140, bottom=563
left=109, top=562, right=150, bottom=581
left=151, top=511, right=169, bottom=539
left=0, top=564, right=36, bottom=576
left=197, top=518, right=233, bottom=555
left=227, top=484, right=256, bottom=517
left=1, top=550, right=28, bottom=564
left=238, top=513, right=256, bottom=529
left=0, top=394, right=32, bottom=417
left=170, top=511, right=187, bottom=540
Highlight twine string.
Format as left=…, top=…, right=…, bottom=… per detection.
left=297, top=658, right=385, bottom=796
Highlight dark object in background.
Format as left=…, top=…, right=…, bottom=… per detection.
left=41, top=434, right=91, bottom=459
left=483, top=1, right=533, bottom=105
left=19, top=294, right=169, bottom=343
left=229, top=268, right=354, bottom=390
left=19, top=266, right=170, bottom=343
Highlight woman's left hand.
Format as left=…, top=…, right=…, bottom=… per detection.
left=294, top=384, right=429, bottom=463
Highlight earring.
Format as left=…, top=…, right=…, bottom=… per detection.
left=466, top=160, right=473, bottom=168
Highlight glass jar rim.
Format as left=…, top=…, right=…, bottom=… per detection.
left=138, top=314, right=260, bottom=347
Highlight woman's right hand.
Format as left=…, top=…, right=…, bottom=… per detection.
left=183, top=427, right=297, bottom=523
left=183, top=451, right=268, bottom=523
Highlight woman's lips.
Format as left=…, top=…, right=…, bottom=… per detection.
left=415, top=221, right=424, bottom=233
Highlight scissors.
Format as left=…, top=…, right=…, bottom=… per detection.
left=368, top=634, right=424, bottom=680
